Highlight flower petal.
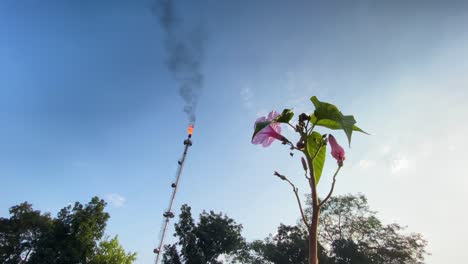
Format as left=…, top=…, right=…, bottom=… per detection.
left=252, top=111, right=284, bottom=147
left=328, top=134, right=345, bottom=166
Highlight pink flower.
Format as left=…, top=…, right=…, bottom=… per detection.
left=328, top=134, right=345, bottom=166
left=252, top=111, right=285, bottom=147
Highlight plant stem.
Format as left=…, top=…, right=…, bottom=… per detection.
left=304, top=150, right=319, bottom=264
left=309, top=201, right=320, bottom=264
left=320, top=166, right=341, bottom=207
left=275, top=173, right=310, bottom=228
left=303, top=120, right=319, bottom=264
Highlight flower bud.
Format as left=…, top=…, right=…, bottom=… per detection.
left=328, top=134, right=345, bottom=166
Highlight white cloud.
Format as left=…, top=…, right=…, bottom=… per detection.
left=106, top=193, right=126, bottom=208
left=358, top=159, right=374, bottom=169
left=390, top=155, right=410, bottom=174
left=240, top=86, right=254, bottom=109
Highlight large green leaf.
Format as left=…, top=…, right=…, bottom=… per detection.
left=251, top=121, right=272, bottom=140
left=311, top=96, right=343, bottom=121
left=275, top=109, right=294, bottom=123
left=310, top=96, right=366, bottom=146
left=306, top=131, right=326, bottom=184
left=310, top=114, right=368, bottom=134
left=340, top=115, right=357, bottom=145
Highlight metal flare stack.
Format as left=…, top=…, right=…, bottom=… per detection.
left=154, top=125, right=193, bottom=264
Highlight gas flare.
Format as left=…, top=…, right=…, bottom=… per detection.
left=188, top=124, right=194, bottom=137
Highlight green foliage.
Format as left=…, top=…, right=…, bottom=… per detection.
left=241, top=224, right=331, bottom=264
left=331, top=239, right=373, bottom=264
left=238, top=194, right=427, bottom=264
left=163, top=204, right=245, bottom=264
left=161, top=196, right=427, bottom=264
left=310, top=114, right=367, bottom=135
left=311, top=194, right=428, bottom=264
left=0, top=202, right=53, bottom=264
left=310, top=96, right=366, bottom=145
left=47, top=197, right=110, bottom=263
left=91, top=236, right=137, bottom=264
left=306, top=131, right=327, bottom=184
left=163, top=244, right=182, bottom=264
left=275, top=109, right=295, bottom=123
left=0, top=197, right=135, bottom=264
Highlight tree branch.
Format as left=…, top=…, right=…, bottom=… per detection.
left=319, top=166, right=341, bottom=207
left=23, top=247, right=33, bottom=263
left=274, top=171, right=310, bottom=228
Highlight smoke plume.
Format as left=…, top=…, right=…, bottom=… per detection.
left=154, top=0, right=204, bottom=123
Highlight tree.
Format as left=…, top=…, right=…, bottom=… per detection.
left=330, top=239, right=372, bottom=264
left=0, top=202, right=53, bottom=263
left=163, top=204, right=245, bottom=264
left=311, top=194, right=428, bottom=263
left=30, top=197, right=110, bottom=263
left=243, top=224, right=331, bottom=264
left=91, top=236, right=137, bottom=264
left=163, top=244, right=182, bottom=264
left=0, top=197, right=136, bottom=264
left=251, top=96, right=368, bottom=264
left=239, top=194, right=427, bottom=264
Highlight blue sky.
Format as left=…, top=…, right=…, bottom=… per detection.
left=1, top=0, right=468, bottom=263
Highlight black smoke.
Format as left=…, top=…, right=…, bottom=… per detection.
left=154, top=0, right=204, bottom=123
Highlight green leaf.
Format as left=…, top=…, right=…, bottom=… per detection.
left=309, top=115, right=368, bottom=134
left=306, top=131, right=326, bottom=184
left=311, top=96, right=342, bottom=121
left=340, top=115, right=357, bottom=146
left=275, top=109, right=294, bottom=123
left=251, top=121, right=272, bottom=141
left=310, top=96, right=367, bottom=146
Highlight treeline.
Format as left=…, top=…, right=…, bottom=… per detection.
left=0, top=194, right=427, bottom=263
left=163, top=194, right=427, bottom=264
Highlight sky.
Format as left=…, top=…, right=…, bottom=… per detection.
left=1, top=0, right=468, bottom=263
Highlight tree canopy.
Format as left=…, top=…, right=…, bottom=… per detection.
left=0, top=197, right=136, bottom=264
left=242, top=224, right=330, bottom=264
left=163, top=204, right=245, bottom=264
left=238, top=194, right=427, bottom=264
left=162, top=194, right=427, bottom=264
left=1, top=194, right=427, bottom=264
left=92, top=236, right=137, bottom=264
left=313, top=194, right=428, bottom=264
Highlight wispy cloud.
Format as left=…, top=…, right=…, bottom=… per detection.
left=106, top=193, right=126, bottom=208
left=240, top=85, right=254, bottom=109
left=358, top=159, right=375, bottom=169
left=390, top=154, right=410, bottom=174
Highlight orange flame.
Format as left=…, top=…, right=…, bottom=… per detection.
left=188, top=124, right=194, bottom=135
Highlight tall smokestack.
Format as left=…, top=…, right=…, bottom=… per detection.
left=154, top=0, right=205, bottom=123
left=153, top=125, right=193, bottom=264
